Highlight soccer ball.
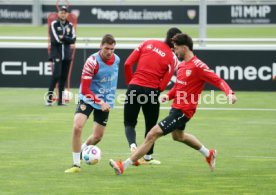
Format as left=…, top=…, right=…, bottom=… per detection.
left=82, top=145, right=101, bottom=165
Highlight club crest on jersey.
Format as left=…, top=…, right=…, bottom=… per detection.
left=80, top=104, right=86, bottom=111
left=186, top=70, right=192, bottom=77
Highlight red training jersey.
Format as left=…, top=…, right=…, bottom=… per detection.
left=167, top=56, right=234, bottom=118
left=124, top=40, right=178, bottom=91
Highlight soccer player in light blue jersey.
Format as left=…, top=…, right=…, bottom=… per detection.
left=65, top=34, right=120, bottom=173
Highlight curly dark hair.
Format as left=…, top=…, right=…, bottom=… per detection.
left=171, top=33, right=193, bottom=51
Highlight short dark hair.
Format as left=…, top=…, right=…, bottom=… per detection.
left=101, top=34, right=116, bottom=45
left=165, top=27, right=182, bottom=48
left=172, top=33, right=193, bottom=51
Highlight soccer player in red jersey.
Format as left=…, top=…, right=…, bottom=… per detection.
left=110, top=33, right=237, bottom=175
left=123, top=27, right=182, bottom=164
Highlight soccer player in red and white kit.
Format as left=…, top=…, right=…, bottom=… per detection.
left=110, top=33, right=237, bottom=175
left=123, top=27, right=182, bottom=164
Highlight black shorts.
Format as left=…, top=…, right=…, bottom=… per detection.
left=75, top=100, right=109, bottom=126
left=158, top=108, right=190, bottom=135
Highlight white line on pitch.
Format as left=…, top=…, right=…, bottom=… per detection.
left=114, top=106, right=276, bottom=111
left=233, top=156, right=276, bottom=159
left=100, top=152, right=276, bottom=160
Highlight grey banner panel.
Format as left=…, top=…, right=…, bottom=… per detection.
left=1, top=4, right=276, bottom=24
left=0, top=47, right=275, bottom=91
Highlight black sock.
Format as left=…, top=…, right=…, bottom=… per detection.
left=125, top=126, right=136, bottom=146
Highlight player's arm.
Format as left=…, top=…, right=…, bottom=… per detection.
left=81, top=57, right=111, bottom=111
left=124, top=42, right=143, bottom=84
left=198, top=64, right=237, bottom=104
left=61, top=24, right=76, bottom=44
left=81, top=56, right=109, bottom=109
left=82, top=77, right=110, bottom=112
left=167, top=84, right=177, bottom=100
left=160, top=83, right=177, bottom=103
left=159, top=53, right=179, bottom=91
left=50, top=21, right=62, bottom=44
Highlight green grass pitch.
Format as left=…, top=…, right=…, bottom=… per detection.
left=0, top=25, right=276, bottom=38
left=0, top=88, right=276, bottom=194
left=0, top=24, right=276, bottom=194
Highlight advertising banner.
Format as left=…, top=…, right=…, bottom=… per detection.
left=0, top=47, right=129, bottom=88
left=195, top=50, right=276, bottom=91
left=0, top=47, right=275, bottom=91
left=1, top=4, right=276, bottom=25
left=42, top=5, right=199, bottom=25
left=0, top=5, right=32, bottom=23
left=208, top=5, right=276, bottom=24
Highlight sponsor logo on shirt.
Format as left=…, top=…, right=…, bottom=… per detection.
left=153, top=47, right=166, bottom=57
left=176, top=79, right=187, bottom=85
left=100, top=75, right=116, bottom=82
left=98, top=86, right=116, bottom=94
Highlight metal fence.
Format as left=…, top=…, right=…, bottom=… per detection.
left=1, top=36, right=276, bottom=44
left=1, top=0, right=276, bottom=5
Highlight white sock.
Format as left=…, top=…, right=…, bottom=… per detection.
left=144, top=154, right=152, bottom=161
left=73, top=152, right=81, bottom=167
left=81, top=143, right=88, bottom=151
left=123, top=158, right=133, bottom=170
left=130, top=143, right=137, bottom=152
left=199, top=145, right=210, bottom=157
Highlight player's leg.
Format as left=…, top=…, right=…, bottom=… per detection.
left=109, top=124, right=163, bottom=175
left=172, top=131, right=203, bottom=149
left=65, top=101, right=93, bottom=173
left=82, top=109, right=109, bottom=147
left=58, top=60, right=70, bottom=105
left=72, top=113, right=87, bottom=159
left=141, top=88, right=160, bottom=163
left=65, top=113, right=87, bottom=173
left=110, top=108, right=178, bottom=175
left=47, top=58, right=62, bottom=105
left=170, top=113, right=217, bottom=171
left=83, top=123, right=105, bottom=146
left=124, top=85, right=142, bottom=151
left=130, top=125, right=163, bottom=162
